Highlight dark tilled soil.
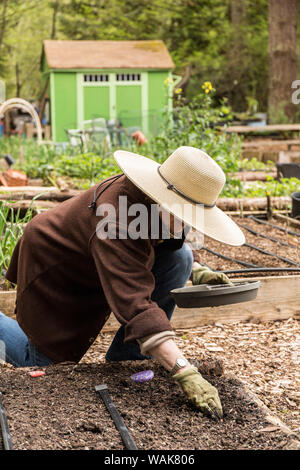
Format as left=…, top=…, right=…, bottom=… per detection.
left=0, top=361, right=296, bottom=450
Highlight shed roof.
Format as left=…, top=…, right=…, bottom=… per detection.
left=43, top=40, right=174, bottom=70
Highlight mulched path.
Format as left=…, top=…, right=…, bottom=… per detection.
left=0, top=360, right=296, bottom=450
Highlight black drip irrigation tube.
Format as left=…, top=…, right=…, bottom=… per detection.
left=248, top=215, right=300, bottom=238
left=221, top=268, right=300, bottom=275
left=244, top=242, right=300, bottom=267
left=202, top=246, right=261, bottom=269
left=238, top=223, right=300, bottom=250
left=0, top=392, right=13, bottom=450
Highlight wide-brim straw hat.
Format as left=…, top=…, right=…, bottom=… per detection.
left=114, top=146, right=245, bottom=246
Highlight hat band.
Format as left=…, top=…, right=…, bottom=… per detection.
left=157, top=166, right=216, bottom=208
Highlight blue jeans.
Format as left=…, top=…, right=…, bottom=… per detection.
left=0, top=312, right=53, bottom=367
left=105, top=242, right=194, bottom=362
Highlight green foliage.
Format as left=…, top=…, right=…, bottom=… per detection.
left=268, top=103, right=292, bottom=125
left=0, top=0, right=275, bottom=114
left=246, top=177, right=300, bottom=198
left=239, top=158, right=275, bottom=171
left=0, top=86, right=243, bottom=187
left=0, top=0, right=55, bottom=99
left=0, top=136, right=59, bottom=180
left=142, top=86, right=242, bottom=183
left=0, top=88, right=298, bottom=201
left=221, top=176, right=300, bottom=199
left=0, top=200, right=34, bottom=271
left=52, top=152, right=120, bottom=184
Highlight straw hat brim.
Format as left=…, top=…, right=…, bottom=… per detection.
left=114, top=150, right=245, bottom=246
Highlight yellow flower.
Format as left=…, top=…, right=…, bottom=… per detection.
left=175, top=88, right=182, bottom=94
left=164, top=76, right=174, bottom=86
left=221, top=106, right=230, bottom=115
left=202, top=81, right=213, bottom=93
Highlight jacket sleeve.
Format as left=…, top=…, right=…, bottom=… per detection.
left=89, top=229, right=173, bottom=344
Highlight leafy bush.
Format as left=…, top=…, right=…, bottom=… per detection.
left=221, top=176, right=300, bottom=198
left=143, top=85, right=242, bottom=178
left=0, top=136, right=59, bottom=181
left=239, top=158, right=275, bottom=171
left=52, top=152, right=120, bottom=185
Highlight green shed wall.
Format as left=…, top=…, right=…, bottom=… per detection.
left=148, top=71, right=169, bottom=135
left=52, top=72, right=77, bottom=142
left=49, top=69, right=171, bottom=142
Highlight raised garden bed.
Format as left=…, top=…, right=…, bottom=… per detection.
left=0, top=360, right=299, bottom=450
left=0, top=185, right=294, bottom=212
left=1, top=214, right=299, bottom=328
left=195, top=216, right=300, bottom=275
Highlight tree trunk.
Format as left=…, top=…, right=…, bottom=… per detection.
left=15, top=63, right=21, bottom=97
left=230, top=0, right=246, bottom=26
left=38, top=75, right=49, bottom=122
left=0, top=0, right=8, bottom=54
left=38, top=1, right=59, bottom=123
left=268, top=0, right=298, bottom=123
left=176, top=65, right=191, bottom=94
left=228, top=0, right=248, bottom=111
left=50, top=1, right=59, bottom=40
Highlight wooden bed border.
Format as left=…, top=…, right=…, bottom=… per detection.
left=1, top=275, right=299, bottom=330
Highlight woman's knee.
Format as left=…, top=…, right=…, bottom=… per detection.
left=176, top=243, right=194, bottom=275
left=169, top=243, right=194, bottom=285
left=152, top=242, right=194, bottom=290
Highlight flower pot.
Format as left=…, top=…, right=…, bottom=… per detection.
left=291, top=191, right=300, bottom=219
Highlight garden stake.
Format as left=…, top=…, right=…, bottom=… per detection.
left=95, top=384, right=138, bottom=450
left=0, top=392, right=13, bottom=450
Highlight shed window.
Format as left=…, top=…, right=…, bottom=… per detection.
left=84, top=74, right=109, bottom=82
left=116, top=74, right=141, bottom=81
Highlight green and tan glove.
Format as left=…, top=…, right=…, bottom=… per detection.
left=173, top=366, right=223, bottom=420
left=192, top=263, right=233, bottom=286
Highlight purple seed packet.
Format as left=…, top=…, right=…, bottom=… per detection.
left=130, top=370, right=154, bottom=383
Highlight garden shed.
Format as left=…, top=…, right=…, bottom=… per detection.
left=41, top=40, right=175, bottom=142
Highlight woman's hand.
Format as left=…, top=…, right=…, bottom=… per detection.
left=148, top=339, right=223, bottom=420
left=192, top=262, right=233, bottom=286
left=173, top=367, right=223, bottom=420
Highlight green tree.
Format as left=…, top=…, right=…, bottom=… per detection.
left=56, top=0, right=270, bottom=113
left=0, top=0, right=297, bottom=120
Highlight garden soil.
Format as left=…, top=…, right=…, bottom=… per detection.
left=192, top=216, right=300, bottom=275
left=0, top=360, right=297, bottom=450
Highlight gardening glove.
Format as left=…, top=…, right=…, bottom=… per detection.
left=173, top=366, right=223, bottom=420
left=192, top=263, right=233, bottom=286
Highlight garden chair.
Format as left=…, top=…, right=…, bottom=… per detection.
left=65, top=128, right=88, bottom=152
left=82, top=118, right=111, bottom=151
